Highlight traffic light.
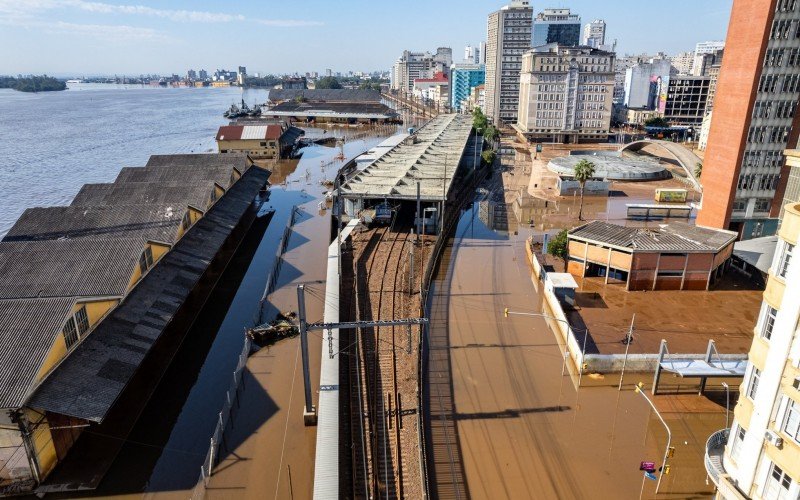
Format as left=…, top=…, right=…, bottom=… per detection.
left=667, top=447, right=675, bottom=458
left=635, top=381, right=644, bottom=393
left=663, top=464, right=671, bottom=475
left=504, top=307, right=509, bottom=318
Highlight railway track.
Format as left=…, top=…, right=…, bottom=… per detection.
left=351, top=220, right=417, bottom=499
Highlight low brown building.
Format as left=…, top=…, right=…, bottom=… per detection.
left=566, top=221, right=737, bottom=291
left=216, top=123, right=300, bottom=159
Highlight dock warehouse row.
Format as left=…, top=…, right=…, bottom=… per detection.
left=0, top=153, right=269, bottom=495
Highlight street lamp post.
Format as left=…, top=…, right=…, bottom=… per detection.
left=634, top=382, right=672, bottom=495
left=721, top=382, right=730, bottom=428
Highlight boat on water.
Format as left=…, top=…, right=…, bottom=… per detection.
left=66, top=79, right=82, bottom=84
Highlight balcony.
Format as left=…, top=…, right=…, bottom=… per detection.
left=705, top=428, right=729, bottom=487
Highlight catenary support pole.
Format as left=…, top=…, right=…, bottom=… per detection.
left=618, top=314, right=636, bottom=391
left=297, top=284, right=317, bottom=425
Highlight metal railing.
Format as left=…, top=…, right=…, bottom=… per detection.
left=190, top=335, right=252, bottom=500
left=705, top=428, right=729, bottom=487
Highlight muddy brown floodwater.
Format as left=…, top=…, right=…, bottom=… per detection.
left=425, top=143, right=728, bottom=499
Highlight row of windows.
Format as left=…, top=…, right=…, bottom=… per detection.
left=753, top=100, right=797, bottom=119
left=535, top=101, right=563, bottom=110
left=759, top=73, right=800, bottom=94
left=747, top=125, right=791, bottom=144
left=744, top=150, right=785, bottom=169
left=777, top=0, right=798, bottom=13
left=737, top=172, right=781, bottom=191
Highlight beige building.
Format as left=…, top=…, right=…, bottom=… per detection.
left=515, top=43, right=615, bottom=143
left=705, top=202, right=800, bottom=499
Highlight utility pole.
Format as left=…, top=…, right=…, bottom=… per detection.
left=297, top=285, right=316, bottom=425
left=634, top=382, right=672, bottom=495
left=618, top=314, right=635, bottom=391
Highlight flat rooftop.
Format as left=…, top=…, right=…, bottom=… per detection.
left=339, top=114, right=474, bottom=201
left=265, top=101, right=397, bottom=119
left=570, top=220, right=738, bottom=253
left=268, top=88, right=382, bottom=103
left=564, top=274, right=762, bottom=356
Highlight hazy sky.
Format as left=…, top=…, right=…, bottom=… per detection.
left=0, top=0, right=733, bottom=76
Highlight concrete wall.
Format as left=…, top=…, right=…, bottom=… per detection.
left=218, top=138, right=279, bottom=159
left=556, top=177, right=610, bottom=196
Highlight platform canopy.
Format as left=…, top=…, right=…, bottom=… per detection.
left=659, top=358, right=747, bottom=378
left=339, top=114, right=474, bottom=202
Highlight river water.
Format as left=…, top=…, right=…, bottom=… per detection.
left=0, top=83, right=267, bottom=236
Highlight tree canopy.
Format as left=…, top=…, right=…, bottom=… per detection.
left=472, top=107, right=488, bottom=133
left=573, top=159, right=596, bottom=184
left=548, top=229, right=569, bottom=267
left=315, top=76, right=343, bottom=89
left=0, top=75, right=66, bottom=93
left=644, top=116, right=669, bottom=128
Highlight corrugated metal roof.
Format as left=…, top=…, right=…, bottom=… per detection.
left=3, top=204, right=185, bottom=244
left=568, top=220, right=737, bottom=253
left=216, top=125, right=284, bottom=141
left=0, top=297, right=76, bottom=408
left=28, top=167, right=271, bottom=422
left=145, top=152, right=252, bottom=172
left=241, top=125, right=268, bottom=140
left=115, top=164, right=239, bottom=187
left=0, top=238, right=144, bottom=299
left=268, top=88, right=382, bottom=103
left=71, top=181, right=217, bottom=209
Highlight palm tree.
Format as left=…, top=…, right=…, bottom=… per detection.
left=573, top=159, right=596, bottom=221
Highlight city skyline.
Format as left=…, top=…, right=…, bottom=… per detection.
left=0, top=0, right=732, bottom=75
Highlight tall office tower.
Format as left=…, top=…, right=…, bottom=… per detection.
left=582, top=19, right=606, bottom=48
left=391, top=50, right=436, bottom=93
left=692, top=40, right=726, bottom=75
left=479, top=41, right=487, bottom=64
left=485, top=0, right=533, bottom=124
left=532, top=8, right=581, bottom=47
left=465, top=45, right=474, bottom=62
left=623, top=57, right=673, bottom=109
left=516, top=44, right=615, bottom=143
left=704, top=201, right=800, bottom=498
left=434, top=47, right=453, bottom=66
left=450, top=63, right=485, bottom=111
left=697, top=0, right=800, bottom=239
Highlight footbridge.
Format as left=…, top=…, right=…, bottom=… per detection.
left=620, top=139, right=703, bottom=191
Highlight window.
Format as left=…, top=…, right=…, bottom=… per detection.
left=181, top=211, right=192, bottom=231
left=74, top=305, right=89, bottom=336
left=778, top=243, right=795, bottom=279
left=748, top=367, right=762, bottom=400
left=784, top=399, right=800, bottom=443
left=63, top=317, right=79, bottom=349
left=138, top=246, right=154, bottom=275
left=762, top=306, right=778, bottom=340
left=764, top=462, right=792, bottom=500
left=755, top=198, right=772, bottom=213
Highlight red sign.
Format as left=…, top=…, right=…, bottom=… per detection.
left=639, top=461, right=656, bottom=473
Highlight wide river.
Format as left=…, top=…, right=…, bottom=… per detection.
left=0, top=83, right=267, bottom=236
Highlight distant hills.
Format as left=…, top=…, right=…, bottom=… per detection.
left=0, top=75, right=67, bottom=93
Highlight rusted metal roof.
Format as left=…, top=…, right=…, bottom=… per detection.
left=568, top=220, right=737, bottom=253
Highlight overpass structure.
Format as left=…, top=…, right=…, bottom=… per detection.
left=620, top=139, right=703, bottom=191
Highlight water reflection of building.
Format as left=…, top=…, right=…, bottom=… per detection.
left=478, top=188, right=508, bottom=231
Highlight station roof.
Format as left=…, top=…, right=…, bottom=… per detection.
left=268, top=88, right=382, bottom=103
left=3, top=204, right=185, bottom=244
left=216, top=124, right=285, bottom=141
left=71, top=181, right=218, bottom=209
left=569, top=221, right=737, bottom=253
left=145, top=152, right=253, bottom=172
left=0, top=297, right=77, bottom=408
left=339, top=114, right=474, bottom=201
left=28, top=167, right=271, bottom=422
left=265, top=101, right=397, bottom=119
left=0, top=238, right=143, bottom=299
left=733, top=235, right=778, bottom=275
left=115, top=164, right=240, bottom=186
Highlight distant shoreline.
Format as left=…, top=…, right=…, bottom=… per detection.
left=0, top=75, right=67, bottom=93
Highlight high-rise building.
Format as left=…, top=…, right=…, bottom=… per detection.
left=198, top=69, right=208, bottom=80
left=582, top=19, right=606, bottom=48
left=697, top=0, right=800, bottom=239
left=479, top=41, right=487, bottom=64
left=237, top=66, right=247, bottom=86
left=532, top=8, right=581, bottom=47
left=670, top=51, right=696, bottom=75
left=391, top=50, right=449, bottom=93
left=464, top=45, right=481, bottom=64
left=704, top=200, right=800, bottom=498
left=485, top=0, right=533, bottom=124
left=692, top=41, right=726, bottom=76
left=515, top=44, right=615, bottom=143
left=662, top=76, right=711, bottom=126
left=450, top=64, right=485, bottom=111
left=623, top=57, right=672, bottom=109
left=187, top=69, right=197, bottom=80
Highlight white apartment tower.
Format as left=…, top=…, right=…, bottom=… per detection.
left=485, top=0, right=533, bottom=124
left=705, top=202, right=800, bottom=499
left=583, top=19, right=606, bottom=48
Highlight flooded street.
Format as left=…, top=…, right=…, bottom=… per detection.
left=426, top=149, right=726, bottom=499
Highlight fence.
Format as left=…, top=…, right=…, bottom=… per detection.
left=258, top=205, right=300, bottom=324
left=190, top=335, right=252, bottom=500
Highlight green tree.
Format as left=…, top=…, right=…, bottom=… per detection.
left=315, top=76, right=342, bottom=89
left=644, top=116, right=668, bottom=128
left=472, top=107, right=488, bottom=133
left=573, top=159, right=596, bottom=221
left=481, top=149, right=496, bottom=165
left=548, top=229, right=570, bottom=269
left=694, top=161, right=703, bottom=179
left=483, top=124, right=499, bottom=144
